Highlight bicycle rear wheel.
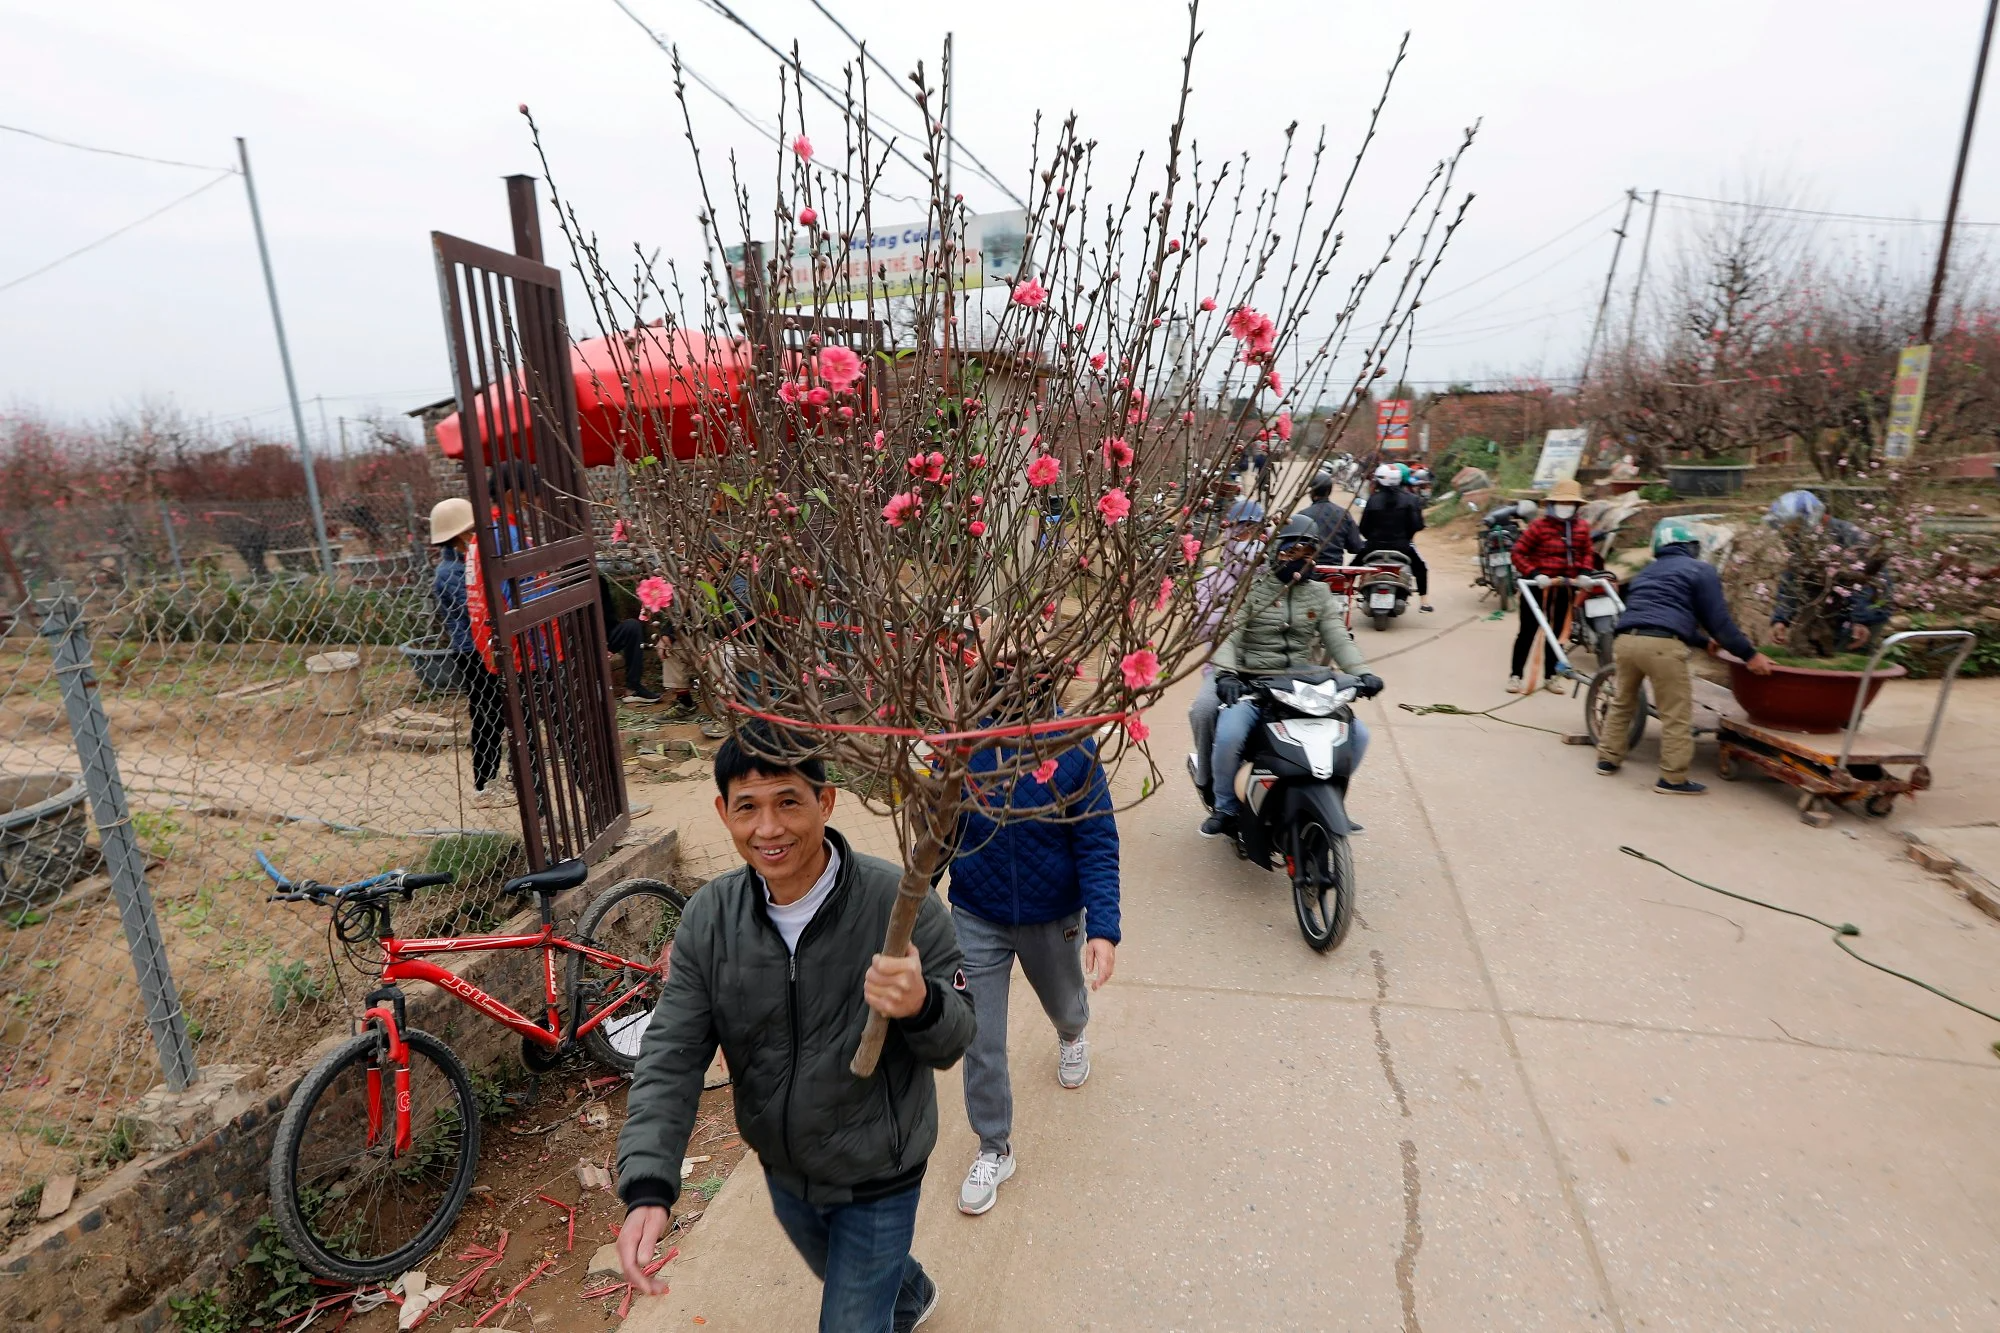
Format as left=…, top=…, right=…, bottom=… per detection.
left=570, top=877, right=687, bottom=1071
left=268, top=1027, right=478, bottom=1282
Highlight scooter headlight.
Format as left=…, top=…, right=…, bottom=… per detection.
left=1269, top=679, right=1349, bottom=717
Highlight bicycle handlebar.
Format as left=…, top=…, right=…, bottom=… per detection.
left=258, top=849, right=456, bottom=904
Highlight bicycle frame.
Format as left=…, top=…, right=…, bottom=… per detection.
left=377, top=925, right=660, bottom=1051
left=350, top=925, right=661, bottom=1159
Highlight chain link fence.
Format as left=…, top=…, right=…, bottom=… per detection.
left=0, top=494, right=539, bottom=1240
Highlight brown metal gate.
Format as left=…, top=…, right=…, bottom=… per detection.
left=431, top=188, right=628, bottom=868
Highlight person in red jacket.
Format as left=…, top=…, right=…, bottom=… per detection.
left=1508, top=478, right=1602, bottom=692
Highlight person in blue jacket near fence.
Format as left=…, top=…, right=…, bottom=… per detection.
left=942, top=727, right=1120, bottom=1218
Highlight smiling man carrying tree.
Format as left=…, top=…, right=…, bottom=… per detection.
left=616, top=722, right=975, bottom=1331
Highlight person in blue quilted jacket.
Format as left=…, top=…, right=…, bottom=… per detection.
left=942, top=727, right=1120, bottom=1218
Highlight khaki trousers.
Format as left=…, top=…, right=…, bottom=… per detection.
left=1598, top=633, right=1695, bottom=783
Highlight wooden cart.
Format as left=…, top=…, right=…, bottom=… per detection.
left=1714, top=629, right=1977, bottom=827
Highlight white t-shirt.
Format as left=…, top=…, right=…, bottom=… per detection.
left=762, top=842, right=840, bottom=955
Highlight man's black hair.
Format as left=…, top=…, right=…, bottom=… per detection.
left=713, top=720, right=828, bottom=796
left=1310, top=471, right=1335, bottom=498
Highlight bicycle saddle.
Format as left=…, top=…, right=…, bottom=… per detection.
left=503, top=858, right=588, bottom=897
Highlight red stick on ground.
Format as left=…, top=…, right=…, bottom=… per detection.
left=470, top=1259, right=553, bottom=1328
left=536, top=1192, right=578, bottom=1251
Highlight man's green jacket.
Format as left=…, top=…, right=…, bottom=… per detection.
left=617, top=828, right=975, bottom=1209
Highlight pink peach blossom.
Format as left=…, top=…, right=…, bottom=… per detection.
left=1026, top=455, right=1062, bottom=488
left=1012, top=279, right=1048, bottom=308
left=1275, top=411, right=1293, bottom=441
left=1097, top=487, right=1132, bottom=525
left=817, top=344, right=863, bottom=392
left=610, top=519, right=628, bottom=543
left=792, top=135, right=813, bottom=160
left=967, top=519, right=987, bottom=537
left=798, top=207, right=818, bottom=227
left=1090, top=352, right=1107, bottom=371
left=1181, top=533, right=1201, bottom=563
left=1032, top=758, right=1059, bottom=784
left=881, top=492, right=919, bottom=528
left=1266, top=370, right=1283, bottom=395
left=806, top=386, right=831, bottom=408
left=1124, top=712, right=1150, bottom=743
left=1200, top=297, right=1217, bottom=312
left=1099, top=436, right=1134, bottom=469
left=636, top=576, right=675, bottom=612
left=1119, top=649, right=1160, bottom=690
left=1154, top=577, right=1175, bottom=611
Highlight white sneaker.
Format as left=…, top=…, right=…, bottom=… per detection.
left=1057, top=1035, right=1090, bottom=1089
left=958, top=1150, right=1014, bottom=1215
left=470, top=787, right=513, bottom=809
left=1505, top=675, right=1525, bottom=694
left=1541, top=676, right=1566, bottom=694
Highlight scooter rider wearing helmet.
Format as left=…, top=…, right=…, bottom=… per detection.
left=1596, top=519, right=1774, bottom=796
left=1299, top=470, right=1367, bottom=562
left=1189, top=516, right=1384, bottom=838
left=1359, top=463, right=1432, bottom=612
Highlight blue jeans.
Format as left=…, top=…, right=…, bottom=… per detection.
left=1212, top=706, right=1370, bottom=816
left=764, top=1172, right=931, bottom=1332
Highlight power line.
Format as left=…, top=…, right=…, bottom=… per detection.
left=0, top=121, right=236, bottom=174
left=805, top=0, right=1026, bottom=208
left=1422, top=199, right=1623, bottom=304
left=1656, top=189, right=2000, bottom=229
left=606, top=0, right=921, bottom=205
left=691, top=0, right=961, bottom=198
left=0, top=171, right=236, bottom=296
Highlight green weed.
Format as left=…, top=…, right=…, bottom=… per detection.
left=168, top=1288, right=239, bottom=1333
left=267, top=961, right=331, bottom=1014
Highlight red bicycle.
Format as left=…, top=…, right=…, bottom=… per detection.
left=258, top=850, right=684, bottom=1282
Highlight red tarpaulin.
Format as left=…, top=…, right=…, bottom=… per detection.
left=435, top=328, right=752, bottom=467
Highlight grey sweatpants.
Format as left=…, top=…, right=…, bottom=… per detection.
left=953, top=905, right=1091, bottom=1156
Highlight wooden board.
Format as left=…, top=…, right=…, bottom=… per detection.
left=1716, top=714, right=1925, bottom=766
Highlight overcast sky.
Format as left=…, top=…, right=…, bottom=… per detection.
left=6, top=0, right=2000, bottom=445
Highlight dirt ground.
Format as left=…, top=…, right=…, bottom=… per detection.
left=312, top=1072, right=746, bottom=1332
left=0, top=815, right=474, bottom=1217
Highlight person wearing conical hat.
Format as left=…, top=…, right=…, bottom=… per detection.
left=1506, top=478, right=1596, bottom=693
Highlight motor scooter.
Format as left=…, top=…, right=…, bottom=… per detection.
left=1190, top=667, right=1369, bottom=951
left=1353, top=550, right=1415, bottom=630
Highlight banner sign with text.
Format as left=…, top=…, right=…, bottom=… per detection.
left=1883, top=344, right=1931, bottom=460
left=1376, top=399, right=1412, bottom=451
left=1531, top=428, right=1588, bottom=489
left=726, top=210, right=1029, bottom=309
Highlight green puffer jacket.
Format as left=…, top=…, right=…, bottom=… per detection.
left=1211, top=569, right=1370, bottom=675
left=616, top=828, right=975, bottom=1209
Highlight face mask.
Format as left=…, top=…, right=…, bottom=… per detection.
left=1552, top=504, right=1577, bottom=521
left=1274, top=557, right=1311, bottom=584
left=1228, top=538, right=1261, bottom=558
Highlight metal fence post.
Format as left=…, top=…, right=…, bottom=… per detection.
left=37, top=589, right=199, bottom=1092
left=158, top=499, right=185, bottom=582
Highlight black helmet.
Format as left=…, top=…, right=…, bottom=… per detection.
left=1271, top=514, right=1321, bottom=555
left=1310, top=469, right=1336, bottom=498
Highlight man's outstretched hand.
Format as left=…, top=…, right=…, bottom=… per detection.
left=1745, top=651, right=1777, bottom=677
left=618, top=1205, right=672, bottom=1295
left=865, top=944, right=927, bottom=1018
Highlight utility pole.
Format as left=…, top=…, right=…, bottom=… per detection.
left=1622, top=189, right=1660, bottom=356
left=1578, top=189, right=1638, bottom=388
left=237, top=137, right=334, bottom=575
left=1923, top=0, right=2000, bottom=343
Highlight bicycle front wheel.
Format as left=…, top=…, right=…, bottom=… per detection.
left=570, top=877, right=687, bottom=1071
left=268, top=1027, right=478, bottom=1282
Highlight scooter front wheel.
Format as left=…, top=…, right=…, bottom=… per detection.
left=1290, top=821, right=1355, bottom=953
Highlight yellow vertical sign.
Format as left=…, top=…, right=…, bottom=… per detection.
left=1883, top=344, right=1931, bottom=459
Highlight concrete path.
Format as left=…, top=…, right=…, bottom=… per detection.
left=623, top=541, right=2000, bottom=1332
